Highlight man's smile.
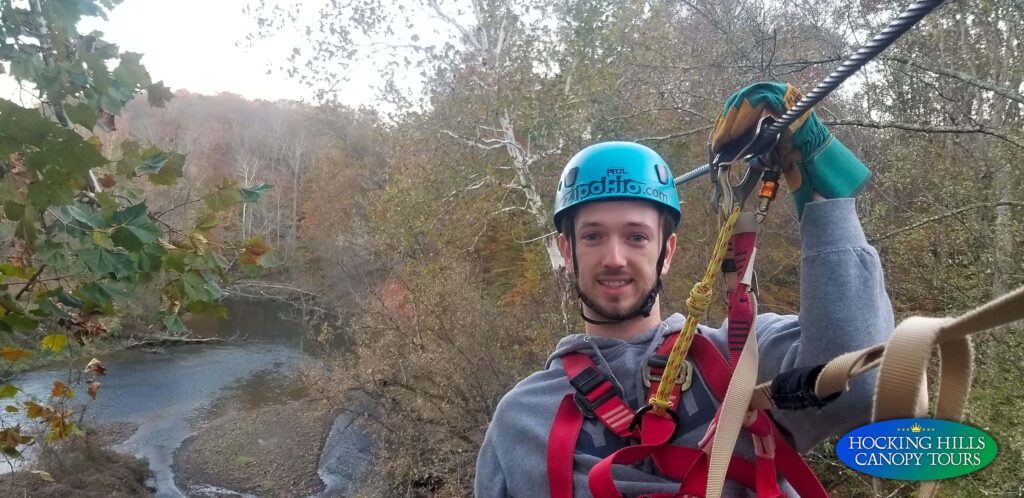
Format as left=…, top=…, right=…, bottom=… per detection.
left=597, top=279, right=632, bottom=287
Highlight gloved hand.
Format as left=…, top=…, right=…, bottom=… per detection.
left=710, top=81, right=870, bottom=217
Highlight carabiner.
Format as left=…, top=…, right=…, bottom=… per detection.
left=708, top=115, right=783, bottom=220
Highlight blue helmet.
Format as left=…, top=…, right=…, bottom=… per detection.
left=553, top=142, right=681, bottom=231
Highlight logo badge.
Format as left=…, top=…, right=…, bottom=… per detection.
left=836, top=418, right=998, bottom=480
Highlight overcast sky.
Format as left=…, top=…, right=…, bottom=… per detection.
left=2, top=0, right=379, bottom=106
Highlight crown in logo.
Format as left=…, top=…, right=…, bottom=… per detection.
left=910, top=423, right=923, bottom=433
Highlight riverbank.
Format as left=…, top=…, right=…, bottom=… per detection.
left=0, top=423, right=151, bottom=498
left=175, top=397, right=337, bottom=497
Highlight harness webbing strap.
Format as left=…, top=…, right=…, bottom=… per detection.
left=562, top=354, right=637, bottom=438
left=707, top=213, right=762, bottom=498
left=726, top=218, right=758, bottom=366
left=548, top=394, right=583, bottom=498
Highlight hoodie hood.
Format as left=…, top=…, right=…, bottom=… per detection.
left=545, top=312, right=686, bottom=369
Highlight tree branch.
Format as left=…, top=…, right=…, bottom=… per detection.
left=152, top=192, right=215, bottom=219
left=635, top=125, right=713, bottom=144
left=14, top=264, right=46, bottom=300
left=440, top=129, right=504, bottom=151
left=881, top=56, right=1024, bottom=105
left=870, top=202, right=1024, bottom=243
left=825, top=119, right=1024, bottom=150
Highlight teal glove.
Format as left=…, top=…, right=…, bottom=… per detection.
left=711, top=81, right=870, bottom=216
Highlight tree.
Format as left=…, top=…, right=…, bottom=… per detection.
left=0, top=0, right=271, bottom=460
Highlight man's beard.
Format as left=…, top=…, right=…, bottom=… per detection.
left=574, top=278, right=658, bottom=321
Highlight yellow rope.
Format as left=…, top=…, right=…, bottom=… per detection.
left=650, top=206, right=741, bottom=415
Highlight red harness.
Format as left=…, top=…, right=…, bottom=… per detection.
left=547, top=332, right=828, bottom=497
left=546, top=227, right=829, bottom=498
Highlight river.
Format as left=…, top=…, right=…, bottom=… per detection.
left=6, top=300, right=371, bottom=497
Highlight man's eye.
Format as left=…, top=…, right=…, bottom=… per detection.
left=581, top=233, right=600, bottom=241
left=629, top=234, right=650, bottom=242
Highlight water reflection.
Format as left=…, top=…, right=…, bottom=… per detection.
left=8, top=299, right=317, bottom=498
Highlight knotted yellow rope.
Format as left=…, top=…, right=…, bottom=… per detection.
left=650, top=206, right=741, bottom=415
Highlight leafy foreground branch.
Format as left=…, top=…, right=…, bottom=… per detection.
left=0, top=0, right=272, bottom=463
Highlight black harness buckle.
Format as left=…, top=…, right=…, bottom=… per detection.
left=569, top=366, right=623, bottom=419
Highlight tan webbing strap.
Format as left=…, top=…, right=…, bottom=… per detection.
left=749, top=344, right=886, bottom=410
left=874, top=286, right=1024, bottom=498
left=751, top=285, right=1024, bottom=413
left=874, top=285, right=1024, bottom=420
left=705, top=294, right=759, bottom=498
left=815, top=345, right=886, bottom=400
left=744, top=286, right=1024, bottom=498
left=872, top=316, right=946, bottom=420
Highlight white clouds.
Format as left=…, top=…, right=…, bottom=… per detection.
left=82, top=0, right=319, bottom=102
left=1, top=0, right=378, bottom=106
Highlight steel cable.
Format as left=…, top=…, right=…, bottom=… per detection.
left=674, top=0, right=949, bottom=185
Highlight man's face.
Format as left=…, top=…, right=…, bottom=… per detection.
left=558, top=201, right=676, bottom=321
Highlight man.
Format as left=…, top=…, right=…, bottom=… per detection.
left=475, top=82, right=894, bottom=497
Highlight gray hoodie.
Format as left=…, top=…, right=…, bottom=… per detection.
left=475, top=198, right=895, bottom=497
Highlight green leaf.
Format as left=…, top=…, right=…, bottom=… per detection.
left=82, top=53, right=112, bottom=95
left=33, top=297, right=70, bottom=319
left=116, top=141, right=144, bottom=177
left=3, top=202, right=24, bottom=221
left=65, top=102, right=98, bottom=129
left=95, top=192, right=119, bottom=218
left=205, top=188, right=243, bottom=212
left=112, top=52, right=151, bottom=88
left=78, top=247, right=134, bottom=277
left=10, top=52, right=42, bottom=81
left=135, top=153, right=167, bottom=175
left=147, top=152, right=185, bottom=186
left=67, top=66, right=90, bottom=88
left=146, top=81, right=174, bottom=108
left=211, top=251, right=230, bottom=269
left=15, top=215, right=37, bottom=246
left=100, top=91, right=125, bottom=114
left=76, top=282, right=115, bottom=314
left=240, top=183, right=273, bottom=203
left=36, top=240, right=67, bottom=267
left=0, top=313, right=38, bottom=331
left=194, top=212, right=218, bottom=232
left=135, top=244, right=166, bottom=273
left=111, top=225, right=157, bottom=251
left=110, top=202, right=148, bottom=225
left=92, top=230, right=115, bottom=249
left=0, top=384, right=18, bottom=399
left=57, top=288, right=85, bottom=308
left=0, top=263, right=34, bottom=279
left=63, top=204, right=105, bottom=229
left=160, top=312, right=187, bottom=334
left=108, top=202, right=159, bottom=251
left=41, top=334, right=69, bottom=353
left=162, top=250, right=189, bottom=273
left=0, top=99, right=105, bottom=205
left=182, top=271, right=222, bottom=301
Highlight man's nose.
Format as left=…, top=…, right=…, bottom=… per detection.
left=602, top=240, right=627, bottom=268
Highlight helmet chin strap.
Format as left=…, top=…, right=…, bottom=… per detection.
left=569, top=222, right=668, bottom=326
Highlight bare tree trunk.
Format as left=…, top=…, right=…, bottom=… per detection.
left=276, top=189, right=282, bottom=248
left=988, top=18, right=1017, bottom=297
left=497, top=109, right=564, bottom=269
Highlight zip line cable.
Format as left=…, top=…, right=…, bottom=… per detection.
left=673, top=0, right=949, bottom=187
